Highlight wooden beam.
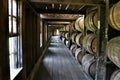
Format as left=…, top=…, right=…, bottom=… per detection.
left=40, top=14, right=82, bottom=20
left=47, top=21, right=70, bottom=25
left=37, top=9, right=86, bottom=14
left=29, top=0, right=103, bottom=5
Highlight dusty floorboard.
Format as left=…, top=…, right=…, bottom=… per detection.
left=39, top=36, right=92, bottom=80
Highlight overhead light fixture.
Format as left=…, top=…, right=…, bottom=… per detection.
left=52, top=3, right=54, bottom=9
left=59, top=4, right=62, bottom=10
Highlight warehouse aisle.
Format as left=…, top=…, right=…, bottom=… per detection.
left=39, top=36, right=92, bottom=80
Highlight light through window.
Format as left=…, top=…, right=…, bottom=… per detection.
left=8, top=0, right=22, bottom=80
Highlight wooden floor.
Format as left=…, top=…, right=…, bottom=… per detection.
left=39, top=36, right=92, bottom=80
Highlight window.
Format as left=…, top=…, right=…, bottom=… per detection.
left=9, top=0, right=22, bottom=80
left=40, top=20, right=43, bottom=47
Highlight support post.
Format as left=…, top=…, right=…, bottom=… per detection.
left=95, top=3, right=108, bottom=80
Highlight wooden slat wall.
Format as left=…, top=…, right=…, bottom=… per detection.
left=36, top=16, right=41, bottom=59
left=22, top=2, right=41, bottom=79
left=43, top=22, right=48, bottom=48
left=22, top=1, right=26, bottom=79
left=0, top=0, right=10, bottom=80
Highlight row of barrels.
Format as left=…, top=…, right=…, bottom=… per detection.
left=63, top=32, right=120, bottom=70
left=59, top=16, right=84, bottom=32
left=59, top=25, right=70, bottom=32
left=71, top=33, right=97, bottom=54
left=60, top=26, right=98, bottom=55
left=101, top=2, right=120, bottom=79
left=70, top=45, right=96, bottom=79
left=61, top=32, right=120, bottom=80
left=70, top=43, right=120, bottom=80
left=60, top=1, right=120, bottom=33
left=85, top=1, right=120, bottom=32
left=61, top=32, right=120, bottom=72
left=70, top=34, right=120, bottom=80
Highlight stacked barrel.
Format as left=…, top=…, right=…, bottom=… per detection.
left=60, top=1, right=120, bottom=79
left=106, top=1, right=120, bottom=80
left=59, top=25, right=71, bottom=48
left=63, top=8, right=97, bottom=79
left=81, top=9, right=98, bottom=79
left=70, top=16, right=84, bottom=63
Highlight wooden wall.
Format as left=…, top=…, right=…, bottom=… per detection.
left=43, top=22, right=48, bottom=48
left=22, top=2, right=42, bottom=79
left=0, top=0, right=10, bottom=80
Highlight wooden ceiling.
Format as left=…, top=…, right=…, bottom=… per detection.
left=28, top=0, right=104, bottom=29
left=28, top=0, right=104, bottom=14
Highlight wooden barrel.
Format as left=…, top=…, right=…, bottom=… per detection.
left=65, top=33, right=69, bottom=39
left=110, top=70, right=120, bottom=80
left=81, top=54, right=96, bottom=78
left=71, top=22, right=76, bottom=31
left=61, top=32, right=64, bottom=37
left=66, top=25, right=70, bottom=31
left=62, top=27, right=65, bottom=31
left=108, top=1, right=120, bottom=31
left=83, top=34, right=97, bottom=54
left=106, top=36, right=120, bottom=68
left=62, top=37, right=65, bottom=43
left=75, top=48, right=83, bottom=63
left=61, top=32, right=66, bottom=37
left=85, top=11, right=98, bottom=32
left=75, top=33, right=83, bottom=46
left=71, top=33, right=77, bottom=43
left=70, top=44, right=77, bottom=56
left=75, top=17, right=84, bottom=32
left=65, top=39, right=70, bottom=48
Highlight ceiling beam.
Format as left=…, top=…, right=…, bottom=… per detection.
left=29, top=0, right=104, bottom=5
left=40, top=14, right=82, bottom=19
left=37, top=9, right=86, bottom=14
left=47, top=21, right=70, bottom=25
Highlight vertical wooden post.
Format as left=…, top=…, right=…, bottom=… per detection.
left=22, top=1, right=26, bottom=79
left=0, top=0, right=10, bottom=80
left=95, top=4, right=107, bottom=80
left=36, top=16, right=40, bottom=59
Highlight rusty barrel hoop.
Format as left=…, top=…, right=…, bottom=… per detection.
left=81, top=54, right=96, bottom=78
left=83, top=34, right=97, bottom=54
left=75, top=33, right=83, bottom=46
left=108, top=1, right=120, bottom=31
left=106, top=36, right=120, bottom=68
left=75, top=48, right=83, bottom=63
left=110, top=70, right=120, bottom=80
left=85, top=11, right=98, bottom=32
left=75, top=17, right=84, bottom=32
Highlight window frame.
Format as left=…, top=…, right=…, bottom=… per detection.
left=8, top=0, right=23, bottom=80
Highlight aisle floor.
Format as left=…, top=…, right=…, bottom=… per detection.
left=40, top=36, right=92, bottom=80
